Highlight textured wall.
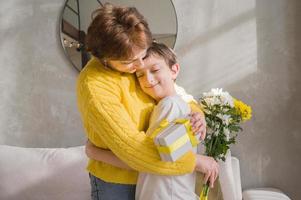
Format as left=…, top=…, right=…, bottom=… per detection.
left=0, top=0, right=300, bottom=199
left=174, top=0, right=301, bottom=199
left=233, top=1, right=301, bottom=198
left=0, top=0, right=86, bottom=147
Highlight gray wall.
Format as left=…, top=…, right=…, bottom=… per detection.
left=0, top=0, right=86, bottom=147
left=236, top=0, right=301, bottom=198
left=174, top=0, right=301, bottom=199
left=0, top=0, right=300, bottom=199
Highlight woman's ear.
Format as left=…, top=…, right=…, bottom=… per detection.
left=170, top=63, right=180, bottom=80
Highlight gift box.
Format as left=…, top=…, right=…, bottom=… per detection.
left=151, top=117, right=201, bottom=162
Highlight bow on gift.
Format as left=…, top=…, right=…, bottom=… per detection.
left=150, top=118, right=200, bottom=154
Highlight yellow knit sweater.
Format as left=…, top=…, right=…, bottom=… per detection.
left=76, top=57, right=196, bottom=184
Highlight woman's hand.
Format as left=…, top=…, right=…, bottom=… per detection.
left=85, top=139, right=133, bottom=170
left=189, top=112, right=206, bottom=140
left=195, top=154, right=219, bottom=188
left=85, top=139, right=96, bottom=158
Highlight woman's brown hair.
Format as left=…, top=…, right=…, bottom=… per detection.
left=86, top=3, right=152, bottom=60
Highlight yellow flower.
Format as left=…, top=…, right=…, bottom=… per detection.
left=234, top=99, right=252, bottom=122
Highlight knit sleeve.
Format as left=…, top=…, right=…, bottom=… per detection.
left=189, top=101, right=205, bottom=116
left=80, top=81, right=196, bottom=175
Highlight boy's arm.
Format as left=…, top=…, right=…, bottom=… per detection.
left=85, top=140, right=133, bottom=171
left=171, top=87, right=219, bottom=186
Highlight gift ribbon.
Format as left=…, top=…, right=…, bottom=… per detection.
left=156, top=134, right=190, bottom=153
left=150, top=118, right=200, bottom=154
left=150, top=119, right=170, bottom=139
left=174, top=118, right=200, bottom=147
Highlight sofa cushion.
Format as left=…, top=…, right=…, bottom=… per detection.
left=0, top=145, right=90, bottom=200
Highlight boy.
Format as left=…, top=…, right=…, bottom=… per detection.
left=86, top=42, right=219, bottom=200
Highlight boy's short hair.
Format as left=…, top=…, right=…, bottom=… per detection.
left=145, top=42, right=177, bottom=68
left=86, top=3, right=152, bottom=60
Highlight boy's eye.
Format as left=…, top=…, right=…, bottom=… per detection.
left=151, top=69, right=160, bottom=73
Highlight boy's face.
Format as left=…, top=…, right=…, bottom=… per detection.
left=136, top=54, right=179, bottom=101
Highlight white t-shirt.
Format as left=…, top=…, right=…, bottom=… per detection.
left=135, top=95, right=197, bottom=200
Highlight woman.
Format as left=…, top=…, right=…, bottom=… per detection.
left=76, top=3, right=218, bottom=200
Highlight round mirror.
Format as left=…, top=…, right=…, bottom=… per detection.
left=59, top=0, right=178, bottom=71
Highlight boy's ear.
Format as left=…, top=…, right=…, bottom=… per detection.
left=170, top=63, right=180, bottom=80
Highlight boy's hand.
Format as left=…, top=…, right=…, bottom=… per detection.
left=195, top=154, right=219, bottom=188
left=189, top=112, right=206, bottom=140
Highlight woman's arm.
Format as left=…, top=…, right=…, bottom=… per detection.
left=86, top=138, right=218, bottom=187
left=85, top=140, right=133, bottom=171
left=84, top=95, right=218, bottom=186
left=77, top=76, right=196, bottom=175
left=189, top=102, right=207, bottom=140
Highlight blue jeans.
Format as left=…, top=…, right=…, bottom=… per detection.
left=89, top=174, right=136, bottom=200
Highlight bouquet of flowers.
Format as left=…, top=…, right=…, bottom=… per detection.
left=198, top=88, right=252, bottom=200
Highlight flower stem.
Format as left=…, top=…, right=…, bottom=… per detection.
left=200, top=182, right=210, bottom=200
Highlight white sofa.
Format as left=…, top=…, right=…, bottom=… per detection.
left=0, top=145, right=90, bottom=200
left=0, top=145, right=291, bottom=200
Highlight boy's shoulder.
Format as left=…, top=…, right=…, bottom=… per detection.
left=147, top=95, right=191, bottom=135
left=158, top=95, right=187, bottom=108
left=155, top=95, right=190, bottom=119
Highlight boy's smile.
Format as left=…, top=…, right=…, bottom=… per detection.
left=136, top=54, right=179, bottom=101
